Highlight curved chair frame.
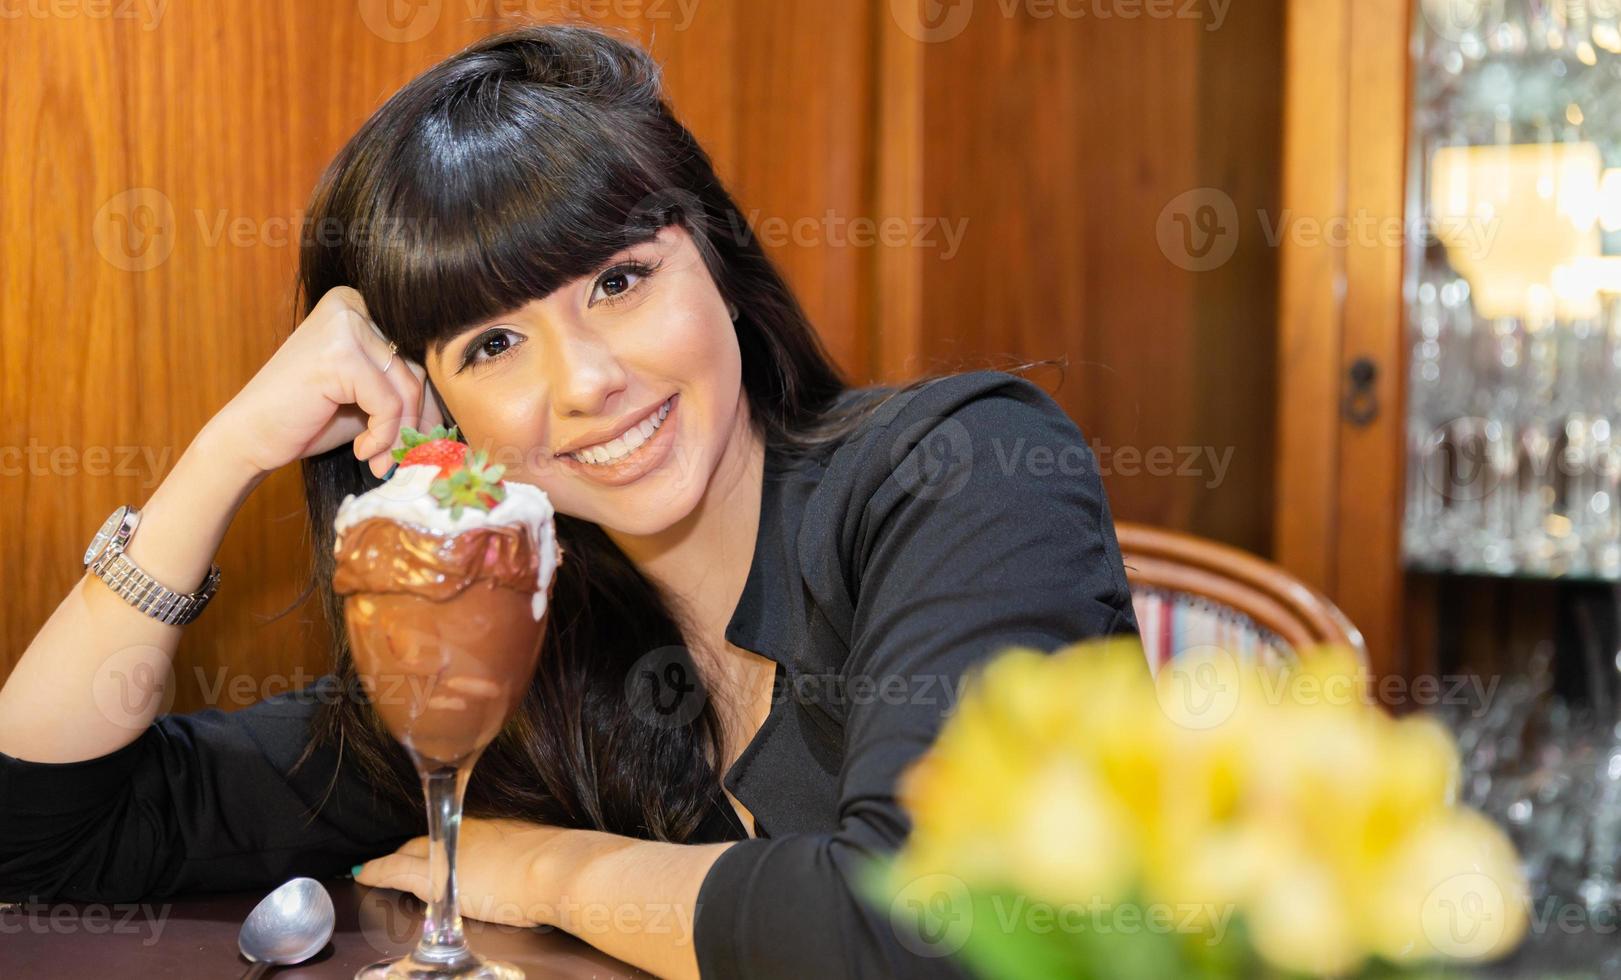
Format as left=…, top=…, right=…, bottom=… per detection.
left=1115, top=522, right=1367, bottom=660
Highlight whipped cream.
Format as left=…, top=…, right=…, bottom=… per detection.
left=334, top=464, right=560, bottom=621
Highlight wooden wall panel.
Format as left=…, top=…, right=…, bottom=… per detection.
left=883, top=0, right=1285, bottom=552
left=1274, top=0, right=1411, bottom=677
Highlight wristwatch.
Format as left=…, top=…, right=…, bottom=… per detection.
left=84, top=505, right=221, bottom=626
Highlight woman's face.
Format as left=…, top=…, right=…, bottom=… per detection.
left=424, top=224, right=748, bottom=536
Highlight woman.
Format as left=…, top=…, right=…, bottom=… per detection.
left=0, top=24, right=1137, bottom=980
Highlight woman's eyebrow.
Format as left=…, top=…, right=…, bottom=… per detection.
left=429, top=334, right=461, bottom=363
left=431, top=325, right=486, bottom=364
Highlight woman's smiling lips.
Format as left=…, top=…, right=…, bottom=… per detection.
left=553, top=394, right=679, bottom=487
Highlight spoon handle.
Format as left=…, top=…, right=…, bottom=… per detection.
left=239, top=961, right=271, bottom=980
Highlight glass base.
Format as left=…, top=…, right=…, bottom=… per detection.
left=355, top=953, right=523, bottom=980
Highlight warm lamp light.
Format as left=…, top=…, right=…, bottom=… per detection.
left=1430, top=142, right=1605, bottom=321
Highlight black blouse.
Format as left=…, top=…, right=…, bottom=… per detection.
left=0, top=370, right=1139, bottom=979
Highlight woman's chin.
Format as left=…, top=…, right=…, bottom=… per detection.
left=579, top=473, right=704, bottom=538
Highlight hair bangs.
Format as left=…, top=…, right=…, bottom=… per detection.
left=339, top=93, right=683, bottom=364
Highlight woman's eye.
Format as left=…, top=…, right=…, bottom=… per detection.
left=589, top=259, right=659, bottom=307
left=459, top=329, right=522, bottom=371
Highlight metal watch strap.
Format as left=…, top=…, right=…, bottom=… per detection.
left=92, top=551, right=221, bottom=626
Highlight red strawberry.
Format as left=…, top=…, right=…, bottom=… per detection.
left=400, top=437, right=468, bottom=476
left=391, top=425, right=508, bottom=518
left=393, top=425, right=466, bottom=474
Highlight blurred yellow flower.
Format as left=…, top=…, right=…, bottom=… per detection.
left=889, top=637, right=1529, bottom=977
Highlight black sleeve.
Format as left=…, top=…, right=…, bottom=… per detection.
left=0, top=675, right=422, bottom=903
left=692, top=372, right=1139, bottom=979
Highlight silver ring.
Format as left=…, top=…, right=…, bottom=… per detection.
left=380, top=342, right=398, bottom=373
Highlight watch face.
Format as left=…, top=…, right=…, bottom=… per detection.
left=84, top=506, right=129, bottom=567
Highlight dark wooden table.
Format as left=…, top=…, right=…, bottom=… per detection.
left=0, top=878, right=650, bottom=978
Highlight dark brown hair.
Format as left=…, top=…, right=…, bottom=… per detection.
left=289, top=22, right=942, bottom=840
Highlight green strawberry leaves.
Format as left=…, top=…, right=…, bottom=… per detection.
left=427, top=448, right=507, bottom=520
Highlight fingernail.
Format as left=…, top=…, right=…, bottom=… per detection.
left=383, top=463, right=397, bottom=479
left=351, top=864, right=364, bottom=878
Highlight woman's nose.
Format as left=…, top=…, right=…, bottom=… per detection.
left=547, top=334, right=628, bottom=418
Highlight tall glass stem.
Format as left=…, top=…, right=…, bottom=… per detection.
left=414, top=762, right=478, bottom=972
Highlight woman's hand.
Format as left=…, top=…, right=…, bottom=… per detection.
left=208, top=286, right=442, bottom=480
left=355, top=817, right=577, bottom=929
left=360, top=820, right=727, bottom=980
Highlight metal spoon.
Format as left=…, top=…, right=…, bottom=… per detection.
left=237, top=877, right=335, bottom=978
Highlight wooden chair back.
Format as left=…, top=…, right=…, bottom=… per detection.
left=1115, top=521, right=1367, bottom=669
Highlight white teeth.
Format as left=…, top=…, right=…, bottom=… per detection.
left=569, top=397, right=670, bottom=465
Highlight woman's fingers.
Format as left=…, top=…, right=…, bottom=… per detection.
left=342, top=316, right=412, bottom=476
left=376, top=357, right=425, bottom=457
left=356, top=836, right=431, bottom=896
left=339, top=353, right=406, bottom=478
left=356, top=854, right=428, bottom=899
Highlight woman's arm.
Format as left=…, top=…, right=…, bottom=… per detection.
left=0, top=285, right=428, bottom=764
left=0, top=676, right=424, bottom=902
left=357, top=821, right=734, bottom=980
left=557, top=834, right=733, bottom=980
left=0, top=420, right=264, bottom=763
